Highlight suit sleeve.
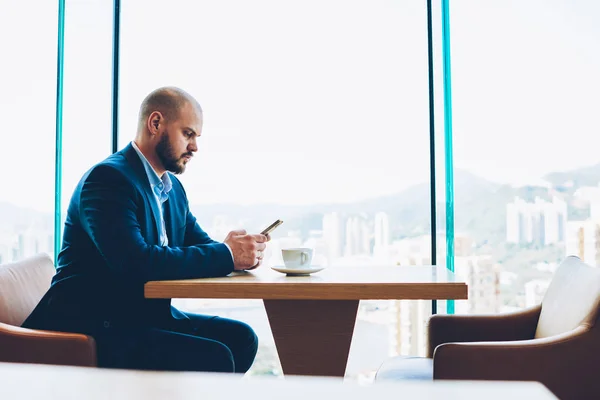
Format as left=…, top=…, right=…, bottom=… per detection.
left=79, top=165, right=234, bottom=282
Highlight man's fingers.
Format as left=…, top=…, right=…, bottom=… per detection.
left=255, top=242, right=267, bottom=252
left=231, top=229, right=247, bottom=236
left=251, top=234, right=268, bottom=243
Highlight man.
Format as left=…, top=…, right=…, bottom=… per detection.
left=23, top=87, right=268, bottom=373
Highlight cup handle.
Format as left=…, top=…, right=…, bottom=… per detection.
left=300, top=252, right=308, bottom=265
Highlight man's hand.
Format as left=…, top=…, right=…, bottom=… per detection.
left=224, top=230, right=270, bottom=270
left=246, top=233, right=271, bottom=270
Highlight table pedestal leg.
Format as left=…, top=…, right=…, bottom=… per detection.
left=263, top=299, right=359, bottom=377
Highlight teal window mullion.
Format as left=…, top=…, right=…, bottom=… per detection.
left=54, top=0, right=66, bottom=267
left=441, top=0, right=455, bottom=314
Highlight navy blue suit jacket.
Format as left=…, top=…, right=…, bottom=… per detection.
left=23, top=144, right=234, bottom=332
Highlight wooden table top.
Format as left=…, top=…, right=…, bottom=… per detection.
left=0, top=362, right=557, bottom=400
left=145, top=265, right=467, bottom=300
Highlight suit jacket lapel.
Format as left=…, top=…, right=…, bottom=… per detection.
left=164, top=198, right=177, bottom=246
left=143, top=186, right=163, bottom=246
left=164, top=176, right=186, bottom=246
left=122, top=144, right=163, bottom=245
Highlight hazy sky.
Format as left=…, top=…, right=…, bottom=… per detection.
left=1, top=0, right=599, bottom=212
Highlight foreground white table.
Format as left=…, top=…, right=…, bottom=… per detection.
left=0, top=362, right=557, bottom=399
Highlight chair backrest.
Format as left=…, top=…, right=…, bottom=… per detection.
left=0, top=254, right=55, bottom=326
left=535, top=256, right=600, bottom=339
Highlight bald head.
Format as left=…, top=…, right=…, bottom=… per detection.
left=137, top=87, right=202, bottom=134
left=133, top=87, right=203, bottom=176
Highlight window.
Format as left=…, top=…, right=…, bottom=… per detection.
left=121, top=0, right=432, bottom=379
left=6, top=0, right=595, bottom=381
left=61, top=0, right=113, bottom=232
left=61, top=0, right=113, bottom=223
left=450, top=1, right=600, bottom=314
left=0, top=1, right=58, bottom=263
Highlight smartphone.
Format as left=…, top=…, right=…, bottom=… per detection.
left=261, top=219, right=283, bottom=236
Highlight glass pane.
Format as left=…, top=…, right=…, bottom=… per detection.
left=450, top=1, right=600, bottom=313
left=121, top=0, right=431, bottom=379
left=0, top=1, right=58, bottom=263
left=61, top=0, right=113, bottom=227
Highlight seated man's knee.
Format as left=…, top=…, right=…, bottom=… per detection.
left=243, top=321, right=259, bottom=349
left=230, top=320, right=258, bottom=353
left=230, top=320, right=258, bottom=373
left=206, top=340, right=236, bottom=373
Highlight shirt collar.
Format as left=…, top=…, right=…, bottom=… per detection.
left=131, top=141, right=172, bottom=199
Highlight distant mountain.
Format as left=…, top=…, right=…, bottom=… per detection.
left=191, top=169, right=510, bottom=244
left=191, top=163, right=600, bottom=248
left=0, top=202, right=52, bottom=232
left=544, top=162, right=600, bottom=192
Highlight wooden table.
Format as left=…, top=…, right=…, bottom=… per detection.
left=145, top=266, right=467, bottom=377
left=0, top=362, right=558, bottom=400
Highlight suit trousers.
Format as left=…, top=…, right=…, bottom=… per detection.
left=95, top=312, right=258, bottom=373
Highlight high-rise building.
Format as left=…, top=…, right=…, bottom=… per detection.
left=566, top=221, right=585, bottom=259
left=389, top=300, right=431, bottom=357
left=506, top=196, right=567, bottom=246
left=566, top=219, right=600, bottom=266
left=454, top=255, right=500, bottom=314
left=506, top=197, right=534, bottom=244
left=373, top=212, right=390, bottom=260
left=344, top=215, right=370, bottom=257
left=322, top=212, right=344, bottom=264
left=542, top=197, right=567, bottom=244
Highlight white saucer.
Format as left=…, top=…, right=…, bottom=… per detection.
left=271, top=266, right=325, bottom=275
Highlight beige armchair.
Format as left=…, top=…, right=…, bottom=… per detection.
left=0, top=254, right=96, bottom=367
left=376, top=256, right=600, bottom=400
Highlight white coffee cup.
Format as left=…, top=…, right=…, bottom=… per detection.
left=281, top=248, right=314, bottom=269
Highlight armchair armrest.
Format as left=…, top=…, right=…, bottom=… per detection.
left=433, top=326, right=595, bottom=400
left=0, top=322, right=96, bottom=367
left=427, top=305, right=541, bottom=357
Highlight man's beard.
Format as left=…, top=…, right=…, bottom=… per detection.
left=156, top=132, right=190, bottom=175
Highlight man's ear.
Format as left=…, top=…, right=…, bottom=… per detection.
left=148, top=111, right=162, bottom=135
